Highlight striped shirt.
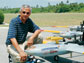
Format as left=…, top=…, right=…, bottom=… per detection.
left=6, top=15, right=40, bottom=45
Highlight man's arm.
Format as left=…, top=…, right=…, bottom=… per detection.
left=10, top=38, right=27, bottom=61
left=27, top=29, right=41, bottom=46
left=10, top=38, right=23, bottom=53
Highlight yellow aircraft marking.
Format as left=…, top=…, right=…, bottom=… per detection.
left=52, top=26, right=69, bottom=28
left=83, top=52, right=84, bottom=54
left=43, top=37, right=63, bottom=44
left=43, top=40, right=52, bottom=44
left=42, top=30, right=61, bottom=33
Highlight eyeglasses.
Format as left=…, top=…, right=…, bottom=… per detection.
left=22, top=11, right=30, bottom=15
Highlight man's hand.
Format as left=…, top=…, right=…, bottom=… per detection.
left=27, top=29, right=41, bottom=47
left=10, top=38, right=27, bottom=61
left=27, top=37, right=34, bottom=47
left=19, top=51, right=27, bottom=62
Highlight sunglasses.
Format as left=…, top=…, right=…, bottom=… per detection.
left=22, top=11, right=30, bottom=15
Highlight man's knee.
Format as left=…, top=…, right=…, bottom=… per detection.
left=7, top=45, right=19, bottom=57
left=26, top=34, right=43, bottom=44
left=34, top=36, right=43, bottom=44
left=7, top=45, right=24, bottom=63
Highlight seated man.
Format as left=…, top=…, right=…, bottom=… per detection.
left=6, top=4, right=43, bottom=63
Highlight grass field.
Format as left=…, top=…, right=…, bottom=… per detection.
left=4, top=13, right=84, bottom=27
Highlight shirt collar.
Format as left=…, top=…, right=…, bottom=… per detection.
left=17, top=15, right=30, bottom=24
left=17, top=15, right=22, bottom=23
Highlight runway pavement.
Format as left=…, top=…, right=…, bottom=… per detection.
left=0, top=27, right=84, bottom=63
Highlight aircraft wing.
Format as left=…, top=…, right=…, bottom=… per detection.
left=69, top=26, right=84, bottom=31
left=66, top=44, right=84, bottom=54
left=41, top=30, right=61, bottom=33
left=60, top=31, right=83, bottom=38
left=52, top=26, right=69, bottom=28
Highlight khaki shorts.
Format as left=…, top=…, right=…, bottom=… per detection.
left=7, top=35, right=43, bottom=63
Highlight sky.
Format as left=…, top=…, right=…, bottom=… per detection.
left=0, top=0, right=84, bottom=8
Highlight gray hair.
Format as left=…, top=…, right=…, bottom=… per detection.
left=20, top=4, right=32, bottom=12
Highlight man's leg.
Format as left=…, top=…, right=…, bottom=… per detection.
left=7, top=44, right=25, bottom=63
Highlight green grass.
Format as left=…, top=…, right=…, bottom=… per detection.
left=4, top=13, right=18, bottom=23
left=4, top=13, right=84, bottom=27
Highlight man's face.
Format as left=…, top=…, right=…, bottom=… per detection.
left=20, top=8, right=31, bottom=21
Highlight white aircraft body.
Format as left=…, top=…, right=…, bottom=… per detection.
left=25, top=42, right=84, bottom=57
left=24, top=30, right=84, bottom=59
left=42, top=29, right=83, bottom=38
left=59, top=31, right=83, bottom=38
left=69, top=26, right=84, bottom=31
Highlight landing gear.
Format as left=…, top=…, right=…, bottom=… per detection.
left=26, top=55, right=41, bottom=63
left=8, top=54, right=12, bottom=63
left=54, top=55, right=59, bottom=61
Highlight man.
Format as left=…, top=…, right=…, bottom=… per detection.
left=6, top=4, right=42, bottom=62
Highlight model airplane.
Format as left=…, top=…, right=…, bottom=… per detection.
left=45, top=21, right=84, bottom=43
left=24, top=29, right=84, bottom=61
left=51, top=25, right=84, bottom=31
left=69, top=25, right=84, bottom=31
left=59, top=31, right=83, bottom=38
left=52, top=21, right=84, bottom=32
left=42, top=29, right=83, bottom=40
left=25, top=41, right=84, bottom=61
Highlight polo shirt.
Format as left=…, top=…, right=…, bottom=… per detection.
left=6, top=15, right=40, bottom=45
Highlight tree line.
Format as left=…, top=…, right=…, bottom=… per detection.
left=0, top=2, right=84, bottom=13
